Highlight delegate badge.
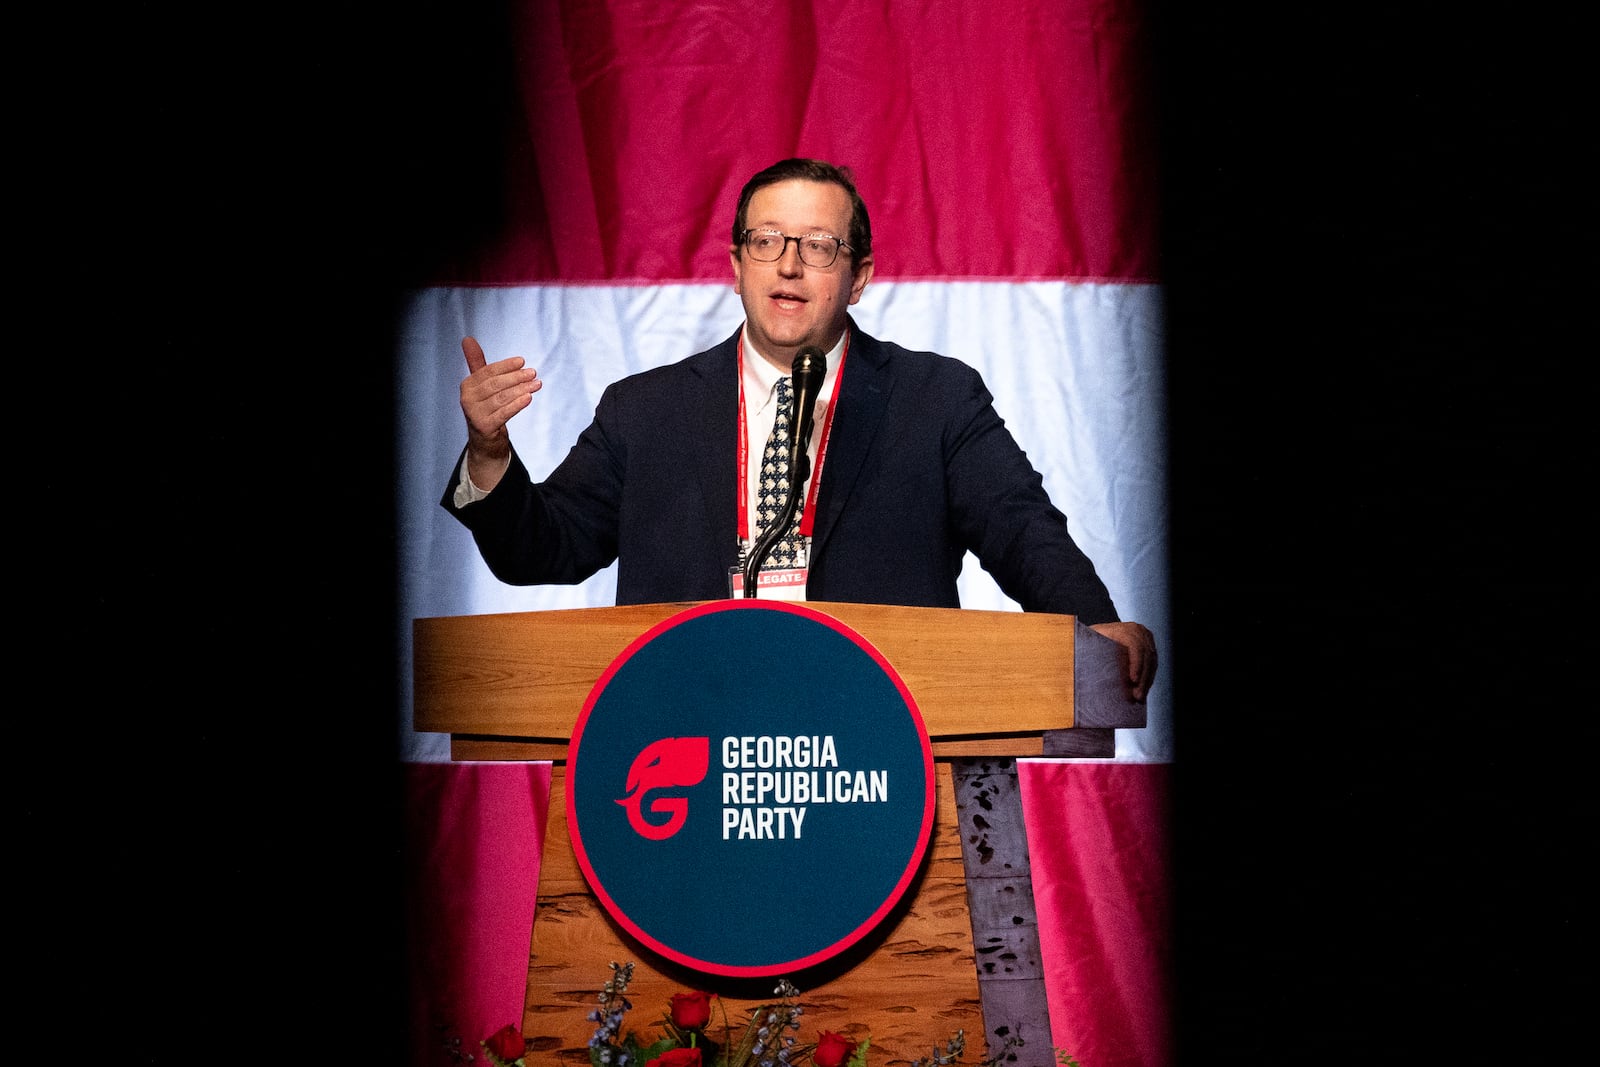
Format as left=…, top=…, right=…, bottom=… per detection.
left=566, top=600, right=935, bottom=978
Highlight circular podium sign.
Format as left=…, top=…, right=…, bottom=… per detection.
left=566, top=600, right=935, bottom=977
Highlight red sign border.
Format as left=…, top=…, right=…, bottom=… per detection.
left=565, top=599, right=937, bottom=977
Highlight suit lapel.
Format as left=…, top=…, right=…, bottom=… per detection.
left=688, top=331, right=742, bottom=574
left=810, top=323, right=892, bottom=557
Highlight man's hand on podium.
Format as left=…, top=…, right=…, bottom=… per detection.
left=1090, top=621, right=1158, bottom=702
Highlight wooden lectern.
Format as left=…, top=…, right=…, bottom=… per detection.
left=413, top=601, right=1144, bottom=1065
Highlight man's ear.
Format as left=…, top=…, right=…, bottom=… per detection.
left=848, top=254, right=874, bottom=305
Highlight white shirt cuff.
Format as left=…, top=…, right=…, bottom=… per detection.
left=451, top=459, right=493, bottom=509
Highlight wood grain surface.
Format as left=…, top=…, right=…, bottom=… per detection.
left=413, top=601, right=1117, bottom=742
left=410, top=601, right=1145, bottom=1065
left=522, top=765, right=984, bottom=1066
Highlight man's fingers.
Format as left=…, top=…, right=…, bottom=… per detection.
left=1089, top=621, right=1158, bottom=701
left=467, top=367, right=541, bottom=410
left=461, top=336, right=535, bottom=394
left=462, top=360, right=542, bottom=441
left=486, top=388, right=535, bottom=427
left=1133, top=631, right=1157, bottom=700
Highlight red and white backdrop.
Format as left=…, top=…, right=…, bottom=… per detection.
left=394, top=2, right=1171, bottom=1064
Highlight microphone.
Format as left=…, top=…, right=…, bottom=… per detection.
left=787, top=346, right=828, bottom=489
left=742, top=346, right=828, bottom=596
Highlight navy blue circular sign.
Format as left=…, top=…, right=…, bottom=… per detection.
left=566, top=600, right=935, bottom=977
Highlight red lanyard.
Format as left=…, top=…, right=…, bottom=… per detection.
left=736, top=332, right=847, bottom=544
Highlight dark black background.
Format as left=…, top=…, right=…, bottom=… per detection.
left=23, top=3, right=1585, bottom=1062
left=1150, top=7, right=1586, bottom=1062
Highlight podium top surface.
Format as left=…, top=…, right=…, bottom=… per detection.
left=413, top=600, right=1143, bottom=746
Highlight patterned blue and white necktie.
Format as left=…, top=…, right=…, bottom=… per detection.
left=757, top=376, right=806, bottom=568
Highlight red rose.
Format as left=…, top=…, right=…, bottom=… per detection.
left=646, top=1049, right=702, bottom=1067
left=669, top=990, right=715, bottom=1030
left=483, top=1024, right=526, bottom=1063
left=813, top=1030, right=855, bottom=1067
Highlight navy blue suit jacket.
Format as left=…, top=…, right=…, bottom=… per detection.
left=444, top=323, right=1119, bottom=622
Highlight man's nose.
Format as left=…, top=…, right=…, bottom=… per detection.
left=776, top=240, right=804, bottom=276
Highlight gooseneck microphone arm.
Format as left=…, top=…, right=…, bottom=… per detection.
left=742, top=346, right=828, bottom=597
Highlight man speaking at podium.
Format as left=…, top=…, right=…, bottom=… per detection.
left=442, top=158, right=1157, bottom=700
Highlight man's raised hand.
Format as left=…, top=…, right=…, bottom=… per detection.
left=459, top=335, right=541, bottom=492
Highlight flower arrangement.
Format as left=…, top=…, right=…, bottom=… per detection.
left=580, top=961, right=1018, bottom=1067
left=475, top=961, right=1061, bottom=1067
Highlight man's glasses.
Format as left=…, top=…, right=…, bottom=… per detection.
left=740, top=228, right=852, bottom=268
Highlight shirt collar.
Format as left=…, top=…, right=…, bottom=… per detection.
left=740, top=326, right=848, bottom=412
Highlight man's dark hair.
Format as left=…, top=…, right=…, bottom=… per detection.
left=731, top=158, right=873, bottom=261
